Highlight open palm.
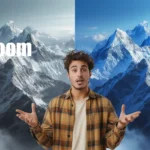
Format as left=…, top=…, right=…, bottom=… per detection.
left=119, top=104, right=141, bottom=126
left=16, top=103, right=38, bottom=128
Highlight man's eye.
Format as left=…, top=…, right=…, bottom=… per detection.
left=72, top=70, right=77, bottom=72
left=82, top=69, right=87, bottom=72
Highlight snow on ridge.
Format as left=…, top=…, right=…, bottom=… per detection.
left=6, top=20, right=22, bottom=34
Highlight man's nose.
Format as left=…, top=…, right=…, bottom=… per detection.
left=77, top=70, right=82, bottom=76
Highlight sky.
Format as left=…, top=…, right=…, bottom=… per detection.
left=0, top=0, right=74, bottom=37
left=75, top=0, right=150, bottom=51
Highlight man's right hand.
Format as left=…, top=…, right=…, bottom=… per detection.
left=16, top=103, right=39, bottom=128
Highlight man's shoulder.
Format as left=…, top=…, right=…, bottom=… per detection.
left=48, top=91, right=68, bottom=106
left=93, top=91, right=111, bottom=104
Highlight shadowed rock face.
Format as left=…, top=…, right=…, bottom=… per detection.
left=0, top=25, right=71, bottom=149
left=0, top=59, right=70, bottom=150
left=0, top=59, right=42, bottom=150
left=94, top=59, right=150, bottom=138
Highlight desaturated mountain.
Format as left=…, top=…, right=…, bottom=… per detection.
left=11, top=25, right=74, bottom=52
left=0, top=21, right=21, bottom=44
left=10, top=25, right=59, bottom=46
left=0, top=21, right=73, bottom=149
left=93, top=59, right=150, bottom=138
left=0, top=59, right=46, bottom=150
left=0, top=22, right=72, bottom=107
left=90, top=28, right=144, bottom=89
left=126, top=21, right=150, bottom=46
left=0, top=48, right=70, bottom=149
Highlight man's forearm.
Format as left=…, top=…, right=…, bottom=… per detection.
left=105, top=123, right=126, bottom=149
left=30, top=123, right=53, bottom=149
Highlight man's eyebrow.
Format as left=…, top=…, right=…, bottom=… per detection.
left=81, top=65, right=88, bottom=68
left=71, top=65, right=77, bottom=68
left=71, top=65, right=88, bottom=68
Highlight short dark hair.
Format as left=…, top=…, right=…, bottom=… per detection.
left=63, top=50, right=94, bottom=72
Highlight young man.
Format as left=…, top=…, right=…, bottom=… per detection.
left=16, top=50, right=141, bottom=150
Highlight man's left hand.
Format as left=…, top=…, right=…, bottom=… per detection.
left=117, top=104, right=141, bottom=129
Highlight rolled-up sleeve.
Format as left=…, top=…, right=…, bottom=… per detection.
left=105, top=101, right=126, bottom=149
left=30, top=101, right=53, bottom=149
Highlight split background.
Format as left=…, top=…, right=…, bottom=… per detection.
left=0, top=0, right=150, bottom=149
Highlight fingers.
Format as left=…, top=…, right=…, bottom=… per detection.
left=131, top=111, right=141, bottom=116
left=16, top=109, right=25, bottom=115
left=125, top=113, right=141, bottom=123
left=16, top=113, right=31, bottom=125
left=16, top=113, right=25, bottom=121
left=125, top=116, right=133, bottom=123
left=132, top=113, right=140, bottom=119
left=32, top=103, right=36, bottom=113
left=121, top=104, right=125, bottom=114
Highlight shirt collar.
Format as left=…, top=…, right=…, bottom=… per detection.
left=64, top=87, right=96, bottom=99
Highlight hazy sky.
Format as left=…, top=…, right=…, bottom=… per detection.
left=0, top=0, right=74, bottom=37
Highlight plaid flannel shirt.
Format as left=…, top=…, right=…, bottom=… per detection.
left=30, top=88, right=126, bottom=150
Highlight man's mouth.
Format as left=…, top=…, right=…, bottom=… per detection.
left=76, top=79, right=84, bottom=83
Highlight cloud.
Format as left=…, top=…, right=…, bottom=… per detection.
left=84, top=35, right=89, bottom=38
left=107, top=129, right=149, bottom=150
left=92, top=34, right=106, bottom=42
left=0, top=130, right=18, bottom=150
left=0, top=130, right=41, bottom=150
left=88, top=26, right=98, bottom=30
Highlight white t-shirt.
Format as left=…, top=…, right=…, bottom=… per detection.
left=72, top=96, right=89, bottom=150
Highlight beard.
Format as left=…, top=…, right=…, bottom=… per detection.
left=72, top=83, right=88, bottom=90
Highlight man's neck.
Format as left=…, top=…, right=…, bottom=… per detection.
left=71, top=86, right=89, bottom=101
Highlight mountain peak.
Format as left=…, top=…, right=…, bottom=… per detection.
left=115, top=28, right=127, bottom=36
left=0, top=21, right=22, bottom=43
left=1, top=20, right=22, bottom=34
left=140, top=20, right=149, bottom=29
left=6, top=20, right=16, bottom=30
left=126, top=21, right=150, bottom=46
left=116, top=28, right=122, bottom=32
left=25, top=33, right=40, bottom=48
left=107, top=28, right=129, bottom=48
left=7, top=20, right=15, bottom=25
left=24, top=26, right=34, bottom=33
left=132, top=21, right=150, bottom=34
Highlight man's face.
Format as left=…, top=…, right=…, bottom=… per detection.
left=68, top=60, right=91, bottom=90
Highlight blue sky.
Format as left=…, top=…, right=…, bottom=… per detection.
left=0, top=0, right=74, bottom=37
left=76, top=0, right=150, bottom=51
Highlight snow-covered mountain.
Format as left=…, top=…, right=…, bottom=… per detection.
left=0, top=21, right=74, bottom=108
left=0, top=22, right=73, bottom=107
left=0, top=21, right=73, bottom=149
left=90, top=28, right=145, bottom=89
left=88, top=22, right=150, bottom=146
left=0, top=51, right=70, bottom=114
left=0, top=63, right=46, bottom=149
left=126, top=21, right=150, bottom=46
left=93, top=59, right=150, bottom=137
left=141, top=36, right=150, bottom=47
left=0, top=21, right=22, bottom=44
